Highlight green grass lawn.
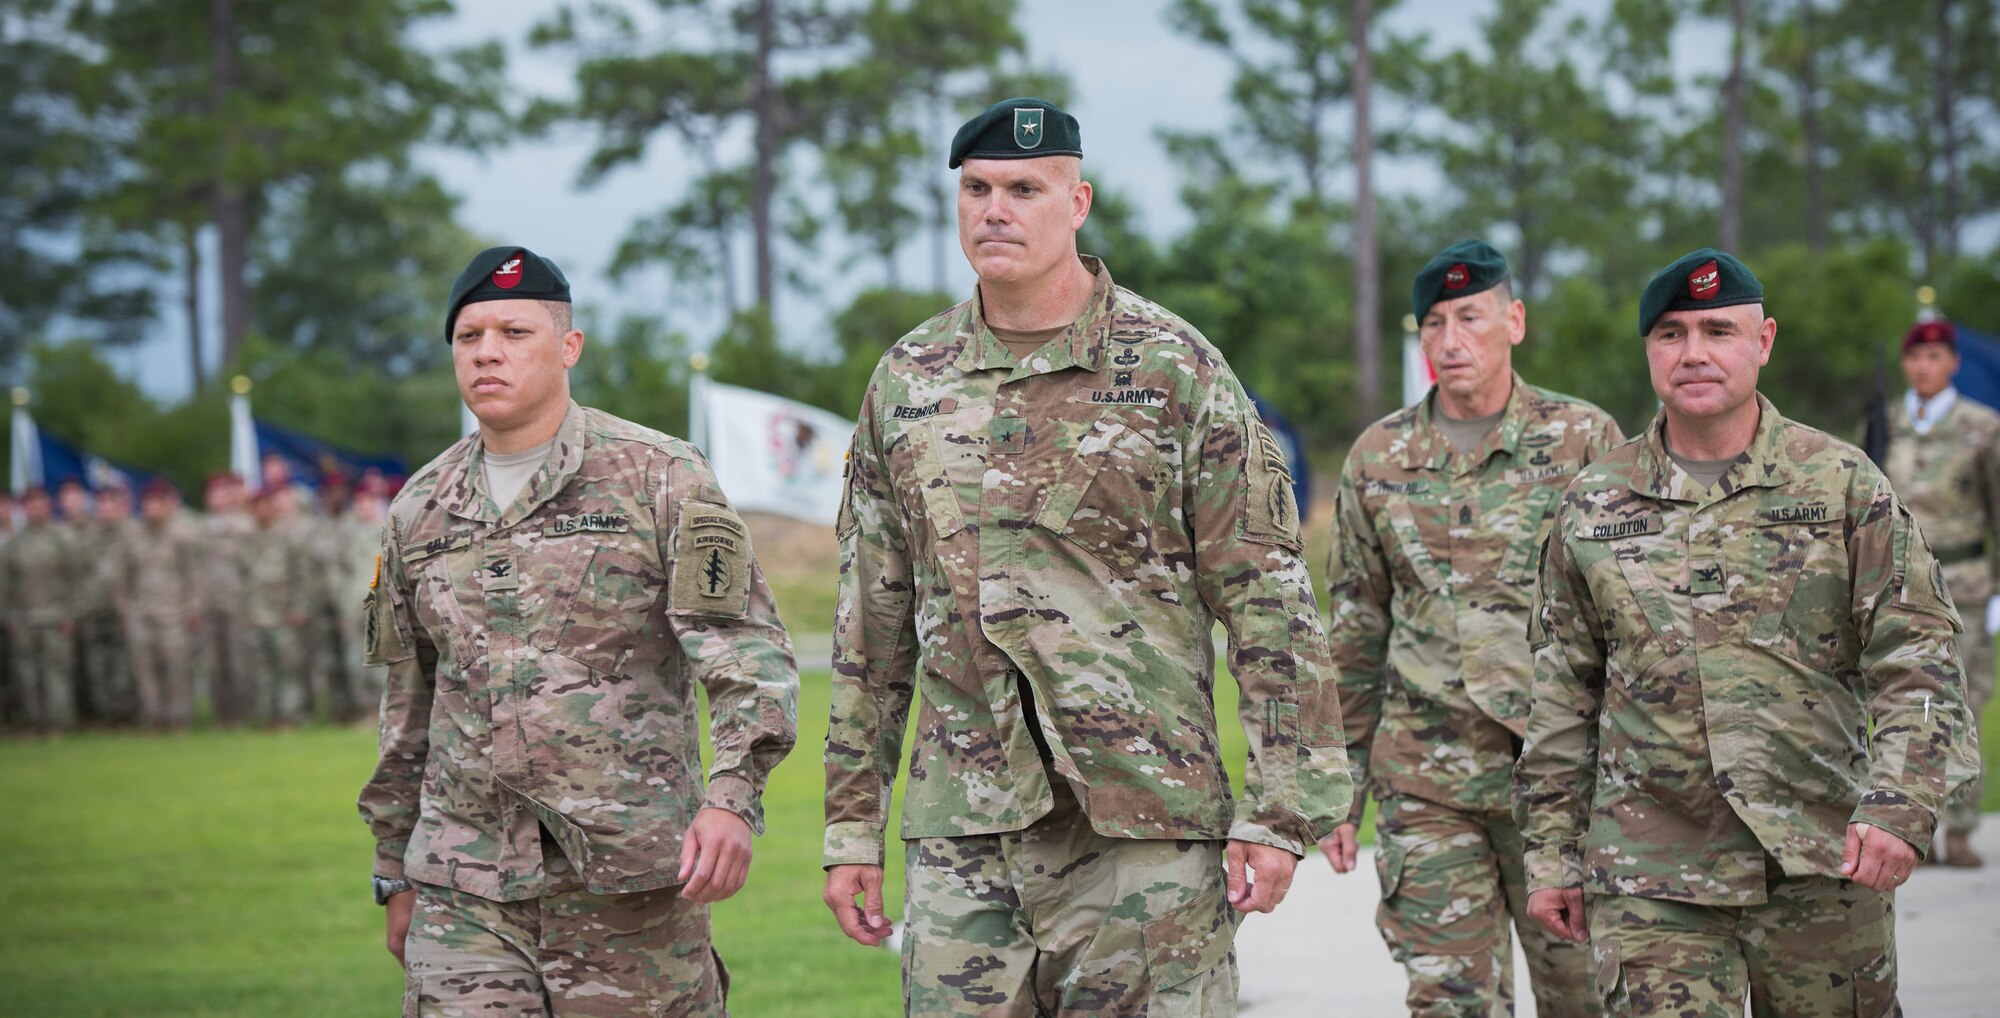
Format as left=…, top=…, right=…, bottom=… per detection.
left=2, top=663, right=1993, bottom=1016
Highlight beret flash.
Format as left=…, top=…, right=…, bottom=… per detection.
left=949, top=97, right=1082, bottom=169
left=1639, top=248, right=1763, bottom=336
left=1412, top=239, right=1509, bottom=320
left=444, top=246, right=572, bottom=343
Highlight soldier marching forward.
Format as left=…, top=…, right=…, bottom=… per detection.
left=822, top=98, right=1349, bottom=1016
left=1881, top=318, right=1998, bottom=868
left=359, top=246, right=798, bottom=1017
left=1517, top=249, right=1977, bottom=1013
left=1324, top=240, right=1619, bottom=1016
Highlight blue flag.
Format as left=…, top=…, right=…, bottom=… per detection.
left=251, top=418, right=405, bottom=489
left=9, top=412, right=152, bottom=499
left=1952, top=324, right=2000, bottom=412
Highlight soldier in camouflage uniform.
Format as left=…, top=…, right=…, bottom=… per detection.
left=118, top=479, right=203, bottom=729
left=335, top=478, right=392, bottom=720
left=3, top=486, right=82, bottom=732
left=243, top=487, right=310, bottom=724
left=1517, top=249, right=1977, bottom=1014
left=1880, top=318, right=1997, bottom=868
left=79, top=481, right=138, bottom=723
left=359, top=246, right=798, bottom=1018
left=305, top=476, right=357, bottom=719
left=199, top=473, right=258, bottom=725
left=1324, top=240, right=1620, bottom=1016
left=822, top=99, right=1349, bottom=1017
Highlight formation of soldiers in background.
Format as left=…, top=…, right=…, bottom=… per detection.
left=0, top=452, right=393, bottom=733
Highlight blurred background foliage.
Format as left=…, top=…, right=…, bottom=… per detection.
left=5, top=0, right=2000, bottom=494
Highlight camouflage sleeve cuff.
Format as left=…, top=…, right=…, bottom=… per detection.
left=1227, top=814, right=1309, bottom=858
left=1522, top=846, right=1583, bottom=894
left=702, top=773, right=767, bottom=837
left=1851, top=796, right=1938, bottom=861
left=823, top=820, right=887, bottom=868
left=372, top=840, right=410, bottom=882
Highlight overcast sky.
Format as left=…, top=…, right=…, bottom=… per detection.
left=111, top=0, right=1711, bottom=401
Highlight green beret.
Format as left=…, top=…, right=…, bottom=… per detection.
left=1412, top=240, right=1509, bottom=320
left=1638, top=247, right=1763, bottom=336
left=948, top=97, right=1081, bottom=169
left=444, top=246, right=571, bottom=343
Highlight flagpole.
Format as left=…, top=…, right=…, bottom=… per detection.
left=9, top=387, right=36, bottom=496
left=1401, top=313, right=1429, bottom=408
left=229, top=374, right=260, bottom=490
left=688, top=352, right=711, bottom=454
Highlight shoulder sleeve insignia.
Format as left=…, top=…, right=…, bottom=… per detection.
left=1242, top=416, right=1303, bottom=549
left=670, top=500, right=750, bottom=618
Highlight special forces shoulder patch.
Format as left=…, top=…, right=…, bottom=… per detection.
left=1895, top=506, right=1963, bottom=630
left=363, top=561, right=413, bottom=666
left=671, top=499, right=750, bottom=617
left=1242, top=416, right=1303, bottom=549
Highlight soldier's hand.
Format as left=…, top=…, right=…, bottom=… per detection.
left=1225, top=840, right=1298, bottom=913
left=385, top=888, right=416, bottom=968
left=823, top=864, right=895, bottom=946
left=1318, top=823, right=1360, bottom=874
left=1526, top=887, right=1587, bottom=943
left=1841, top=822, right=1919, bottom=892
left=678, top=807, right=754, bottom=903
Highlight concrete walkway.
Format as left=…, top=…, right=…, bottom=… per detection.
left=1236, top=824, right=2000, bottom=1016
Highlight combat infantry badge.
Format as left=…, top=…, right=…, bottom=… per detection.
left=1015, top=108, right=1044, bottom=149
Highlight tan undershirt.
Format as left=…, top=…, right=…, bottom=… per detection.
left=483, top=437, right=555, bottom=509
left=989, top=324, right=1070, bottom=362
left=1436, top=406, right=1506, bottom=454
left=1669, top=451, right=1736, bottom=492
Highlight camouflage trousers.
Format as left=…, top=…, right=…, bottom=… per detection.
left=247, top=623, right=305, bottom=724
left=1943, top=622, right=1994, bottom=834
left=1586, top=876, right=1898, bottom=1016
left=78, top=609, right=134, bottom=724
left=1372, top=795, right=1598, bottom=1017
left=902, top=782, right=1238, bottom=1018
left=202, top=609, right=258, bottom=725
left=404, top=841, right=729, bottom=1017
left=126, top=614, right=194, bottom=729
left=9, top=622, right=76, bottom=730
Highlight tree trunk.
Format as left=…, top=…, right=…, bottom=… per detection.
left=1935, top=0, right=1960, bottom=265
left=1719, top=0, right=1746, bottom=252
left=1351, top=0, right=1379, bottom=424
left=929, top=91, right=949, bottom=296
left=750, top=0, right=777, bottom=312
left=1797, top=0, right=1827, bottom=254
left=210, top=0, right=250, bottom=367
left=183, top=224, right=204, bottom=390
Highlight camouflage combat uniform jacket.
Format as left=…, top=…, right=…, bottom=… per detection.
left=1517, top=397, right=1976, bottom=905
left=824, top=257, right=1350, bottom=867
left=358, top=402, right=799, bottom=902
left=1884, top=393, right=2000, bottom=607
left=2, top=522, right=80, bottom=627
left=1328, top=376, right=1623, bottom=818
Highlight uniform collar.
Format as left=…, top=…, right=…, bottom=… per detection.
left=953, top=255, right=1115, bottom=378
left=1399, top=372, right=1532, bottom=474
left=1634, top=392, right=1789, bottom=502
left=440, top=400, right=589, bottom=525
left=1904, top=386, right=1958, bottom=435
